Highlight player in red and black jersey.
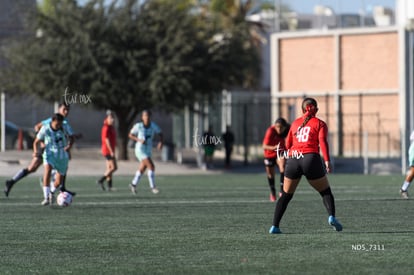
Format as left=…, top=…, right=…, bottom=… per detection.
left=269, top=98, right=342, bottom=234
left=97, top=112, right=117, bottom=191
left=262, top=118, right=290, bottom=202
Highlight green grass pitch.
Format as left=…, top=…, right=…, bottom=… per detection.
left=1, top=173, right=413, bottom=274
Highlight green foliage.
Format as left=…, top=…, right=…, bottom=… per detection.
left=0, top=0, right=261, bottom=158
left=2, top=0, right=260, bottom=108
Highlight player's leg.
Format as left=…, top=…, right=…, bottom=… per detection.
left=304, top=154, right=342, bottom=231
left=400, top=166, right=414, bottom=199
left=269, top=176, right=300, bottom=234
left=145, top=158, right=159, bottom=194
left=52, top=155, right=73, bottom=196
left=308, top=176, right=342, bottom=232
left=264, top=159, right=276, bottom=201
left=41, top=163, right=52, bottom=206
left=50, top=171, right=64, bottom=204
left=225, top=147, right=231, bottom=168
left=269, top=158, right=302, bottom=234
left=400, top=145, right=414, bottom=199
left=277, top=157, right=286, bottom=197
left=97, top=156, right=110, bottom=191
left=106, top=157, right=117, bottom=191
left=50, top=170, right=58, bottom=193
left=130, top=152, right=147, bottom=194
left=4, top=156, right=42, bottom=197
left=401, top=144, right=414, bottom=199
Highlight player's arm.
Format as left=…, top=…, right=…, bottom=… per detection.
left=34, top=117, right=50, bottom=133
left=33, top=138, right=42, bottom=157
left=262, top=129, right=277, bottom=151
left=285, top=126, right=293, bottom=150
left=318, top=122, right=331, bottom=172
left=157, top=132, right=163, bottom=150
left=73, top=133, right=83, bottom=140
left=104, top=127, right=115, bottom=156
left=34, top=122, right=43, bottom=133
left=64, top=135, right=74, bottom=152
left=128, top=126, right=145, bottom=144
left=105, top=137, right=114, bottom=156
left=33, top=127, right=45, bottom=157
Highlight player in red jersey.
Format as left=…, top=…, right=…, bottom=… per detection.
left=262, top=118, right=290, bottom=202
left=97, top=112, right=118, bottom=191
left=269, top=98, right=342, bottom=234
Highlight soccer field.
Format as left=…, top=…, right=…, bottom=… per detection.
left=1, top=174, right=413, bottom=274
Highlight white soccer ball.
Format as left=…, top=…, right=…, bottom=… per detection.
left=57, top=191, right=73, bottom=207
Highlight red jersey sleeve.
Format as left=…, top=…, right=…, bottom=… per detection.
left=285, top=127, right=293, bottom=150
left=318, top=121, right=330, bottom=162
left=262, top=127, right=272, bottom=146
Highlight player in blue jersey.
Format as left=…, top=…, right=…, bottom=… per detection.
left=128, top=110, right=163, bottom=195
left=400, top=131, right=414, bottom=199
left=33, top=113, right=72, bottom=205
left=4, top=103, right=75, bottom=197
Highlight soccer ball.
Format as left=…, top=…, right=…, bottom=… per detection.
left=57, top=191, right=73, bottom=207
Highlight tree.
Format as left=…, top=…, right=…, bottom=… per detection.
left=0, top=0, right=260, bottom=159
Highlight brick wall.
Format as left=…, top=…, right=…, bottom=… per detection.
left=275, top=29, right=400, bottom=157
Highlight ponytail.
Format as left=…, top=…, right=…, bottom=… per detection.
left=295, top=97, right=318, bottom=136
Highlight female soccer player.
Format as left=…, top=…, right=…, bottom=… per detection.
left=4, top=102, right=74, bottom=197
left=128, top=110, right=163, bottom=194
left=33, top=113, right=72, bottom=205
left=400, top=131, right=414, bottom=199
left=262, top=118, right=289, bottom=202
left=269, top=98, right=342, bottom=234
left=97, top=112, right=117, bottom=191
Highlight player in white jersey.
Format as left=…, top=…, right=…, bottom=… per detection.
left=128, top=110, right=163, bottom=194
left=4, top=103, right=75, bottom=197
left=400, top=131, right=414, bottom=199
left=33, top=113, right=72, bottom=205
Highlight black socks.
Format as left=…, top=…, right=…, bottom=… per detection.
left=319, top=187, right=336, bottom=217
left=272, top=190, right=294, bottom=227
left=267, top=177, right=276, bottom=196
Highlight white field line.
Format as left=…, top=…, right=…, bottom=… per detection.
left=0, top=196, right=395, bottom=207
left=1, top=199, right=269, bottom=207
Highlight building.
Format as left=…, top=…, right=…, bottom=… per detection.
left=270, top=0, right=414, bottom=172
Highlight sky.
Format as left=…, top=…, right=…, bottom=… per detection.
left=284, top=0, right=396, bottom=14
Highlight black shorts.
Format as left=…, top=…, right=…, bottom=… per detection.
left=264, top=158, right=277, bottom=167
left=104, top=155, right=115, bottom=161
left=284, top=153, right=326, bottom=180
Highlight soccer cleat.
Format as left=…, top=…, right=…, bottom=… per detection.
left=4, top=180, right=14, bottom=197
left=328, top=215, right=343, bottom=232
left=61, top=188, right=76, bottom=197
left=269, top=225, right=282, bottom=234
left=400, top=189, right=409, bottom=199
left=129, top=184, right=137, bottom=195
left=41, top=199, right=50, bottom=206
left=97, top=180, right=106, bottom=191
left=151, top=188, right=159, bottom=194
left=270, top=194, right=276, bottom=202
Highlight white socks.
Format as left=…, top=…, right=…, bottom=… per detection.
left=148, top=170, right=155, bottom=189
left=401, top=181, right=411, bottom=192
left=132, top=171, right=142, bottom=186
left=43, top=186, right=50, bottom=200
left=132, top=170, right=156, bottom=189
